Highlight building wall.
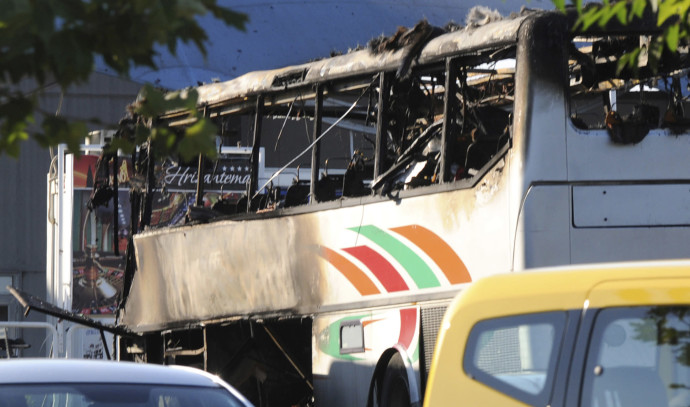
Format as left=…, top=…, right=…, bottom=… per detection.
left=0, top=73, right=141, bottom=357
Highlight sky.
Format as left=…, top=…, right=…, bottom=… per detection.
left=97, top=0, right=553, bottom=90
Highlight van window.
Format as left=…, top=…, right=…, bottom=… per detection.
left=463, top=312, right=566, bottom=406
left=580, top=306, right=690, bottom=407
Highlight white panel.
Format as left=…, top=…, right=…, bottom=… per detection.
left=520, top=185, right=571, bottom=269
left=566, top=128, right=690, bottom=182
left=571, top=227, right=690, bottom=264
left=573, top=184, right=690, bottom=227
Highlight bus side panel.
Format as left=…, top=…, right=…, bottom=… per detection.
left=516, top=185, right=572, bottom=269
left=565, top=125, right=690, bottom=264
left=518, top=183, right=690, bottom=268
left=123, top=158, right=513, bottom=331
left=571, top=226, right=690, bottom=264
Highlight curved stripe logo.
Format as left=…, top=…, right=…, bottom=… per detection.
left=317, top=224, right=470, bottom=360
left=319, top=224, right=470, bottom=295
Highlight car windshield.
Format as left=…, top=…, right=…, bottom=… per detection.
left=0, top=383, right=246, bottom=407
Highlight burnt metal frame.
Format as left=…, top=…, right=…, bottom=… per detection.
left=374, top=73, right=390, bottom=180
left=159, top=43, right=519, bottom=217
left=440, top=57, right=460, bottom=183
left=310, top=84, right=324, bottom=203
left=234, top=62, right=463, bottom=203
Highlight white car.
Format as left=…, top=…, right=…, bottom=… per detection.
left=0, top=358, right=254, bottom=407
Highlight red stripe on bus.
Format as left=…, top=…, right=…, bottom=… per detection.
left=320, top=247, right=380, bottom=296
left=398, top=308, right=417, bottom=349
left=343, top=246, right=409, bottom=292
left=390, top=225, right=471, bottom=284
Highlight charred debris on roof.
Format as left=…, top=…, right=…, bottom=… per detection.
left=569, top=32, right=690, bottom=143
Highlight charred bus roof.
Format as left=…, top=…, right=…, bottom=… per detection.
left=163, top=11, right=531, bottom=119
left=159, top=6, right=671, bottom=119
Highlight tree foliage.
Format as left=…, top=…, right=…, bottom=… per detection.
left=112, top=84, right=218, bottom=163
left=0, top=0, right=247, bottom=157
left=555, top=0, right=689, bottom=72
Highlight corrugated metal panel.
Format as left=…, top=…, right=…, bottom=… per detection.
left=37, top=73, right=142, bottom=132
left=0, top=73, right=141, bottom=273
left=0, top=139, right=50, bottom=273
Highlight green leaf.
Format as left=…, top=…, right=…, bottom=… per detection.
left=649, top=36, right=665, bottom=72
left=134, top=125, right=151, bottom=146
left=177, top=118, right=218, bottom=162
left=598, top=2, right=628, bottom=26
left=0, top=0, right=247, bottom=157
left=149, top=127, right=179, bottom=155
left=177, top=0, right=207, bottom=17
left=39, top=116, right=88, bottom=157
left=658, top=0, right=679, bottom=25
left=0, top=125, right=29, bottom=158
left=576, top=6, right=606, bottom=31
left=167, top=89, right=200, bottom=112
left=575, top=0, right=583, bottom=13
left=134, top=85, right=201, bottom=120
left=203, top=1, right=248, bottom=31
left=613, top=1, right=628, bottom=24
left=666, top=22, right=681, bottom=51
left=631, top=0, right=647, bottom=19
left=616, top=48, right=642, bottom=75
left=105, top=138, right=135, bottom=156
left=553, top=0, right=566, bottom=12
left=676, top=0, right=690, bottom=21
left=133, top=85, right=167, bottom=118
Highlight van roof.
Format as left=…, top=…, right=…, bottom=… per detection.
left=448, top=260, right=690, bottom=318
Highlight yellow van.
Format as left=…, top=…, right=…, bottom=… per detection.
left=424, top=261, right=690, bottom=407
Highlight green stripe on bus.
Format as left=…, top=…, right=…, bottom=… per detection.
left=349, top=225, right=440, bottom=289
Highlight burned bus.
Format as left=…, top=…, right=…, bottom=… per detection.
left=107, top=8, right=690, bottom=407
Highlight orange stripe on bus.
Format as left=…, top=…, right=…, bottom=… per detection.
left=362, top=319, right=383, bottom=328
left=390, top=225, right=471, bottom=284
left=321, top=247, right=381, bottom=296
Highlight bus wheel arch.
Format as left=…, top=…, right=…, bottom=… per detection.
left=366, top=345, right=421, bottom=407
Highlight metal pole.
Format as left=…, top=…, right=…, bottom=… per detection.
left=263, top=325, right=313, bottom=391
left=142, top=143, right=155, bottom=228
left=248, top=95, right=264, bottom=211
left=195, top=106, right=208, bottom=207
left=374, top=73, right=389, bottom=180
left=440, top=58, right=460, bottom=183
left=100, top=329, right=111, bottom=360
left=113, top=154, right=119, bottom=255
left=310, top=85, right=323, bottom=203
